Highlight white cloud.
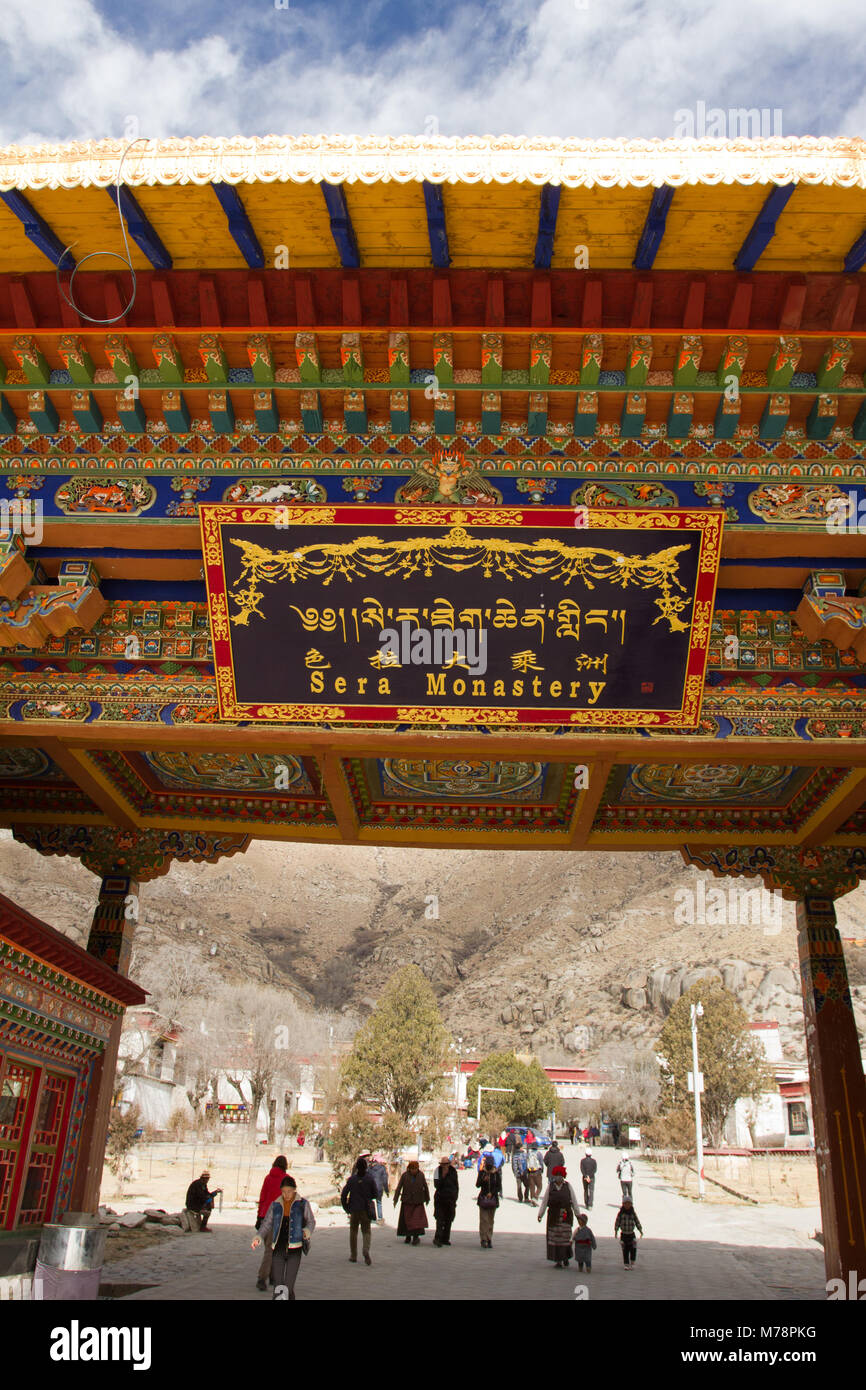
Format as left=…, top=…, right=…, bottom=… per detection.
left=0, top=0, right=863, bottom=144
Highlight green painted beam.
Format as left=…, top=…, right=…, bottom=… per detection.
left=806, top=393, right=837, bottom=440
left=71, top=390, right=103, bottom=433
left=12, top=335, right=50, bottom=386
left=481, top=390, right=501, bottom=434
left=388, top=333, right=410, bottom=386
left=58, top=335, right=94, bottom=386
left=573, top=390, right=598, bottom=437
left=530, top=334, right=551, bottom=387
left=674, top=336, right=703, bottom=388
left=625, top=335, right=652, bottom=388
left=295, top=333, right=321, bottom=385
left=527, top=390, right=547, bottom=437
left=579, top=334, right=603, bottom=388
left=715, top=335, right=748, bottom=390
left=104, top=334, right=139, bottom=386
left=766, top=336, right=801, bottom=389
left=389, top=388, right=410, bottom=432
left=162, top=389, right=191, bottom=433
left=667, top=391, right=693, bottom=440
left=27, top=389, right=58, bottom=433
left=759, top=393, right=790, bottom=440
left=817, top=338, right=852, bottom=391
left=343, top=388, right=367, bottom=433
left=199, top=334, right=228, bottom=384
left=481, top=333, right=503, bottom=386
left=247, top=334, right=274, bottom=385
left=153, top=334, right=184, bottom=384
left=300, top=389, right=322, bottom=432
left=341, top=333, right=364, bottom=386
left=253, top=389, right=280, bottom=432
left=714, top=394, right=739, bottom=439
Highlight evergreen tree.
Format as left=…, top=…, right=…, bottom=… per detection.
left=466, top=1051, right=556, bottom=1126
left=340, top=966, right=451, bottom=1121
left=657, top=982, right=771, bottom=1146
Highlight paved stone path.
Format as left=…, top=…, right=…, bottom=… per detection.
left=108, top=1145, right=825, bottom=1302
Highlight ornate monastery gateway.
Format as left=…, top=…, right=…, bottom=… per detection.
left=0, top=134, right=863, bottom=1288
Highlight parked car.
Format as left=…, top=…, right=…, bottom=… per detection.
left=504, top=1124, right=552, bottom=1148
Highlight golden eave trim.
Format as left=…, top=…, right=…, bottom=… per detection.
left=2, top=135, right=866, bottom=192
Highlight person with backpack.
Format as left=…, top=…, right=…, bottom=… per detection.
left=511, top=1141, right=530, bottom=1202
left=340, top=1157, right=378, bottom=1265
left=525, top=1143, right=543, bottom=1205
left=251, top=1174, right=315, bottom=1300
left=579, top=1150, right=597, bottom=1209
left=617, top=1153, right=634, bottom=1199
left=368, top=1153, right=390, bottom=1225
left=476, top=1154, right=502, bottom=1248
left=537, top=1164, right=580, bottom=1269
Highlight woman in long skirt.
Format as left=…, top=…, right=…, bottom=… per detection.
left=393, top=1159, right=430, bottom=1245
left=475, top=1155, right=502, bottom=1248
left=537, top=1164, right=580, bottom=1268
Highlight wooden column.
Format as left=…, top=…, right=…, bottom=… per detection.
left=797, top=894, right=866, bottom=1286
left=68, top=874, right=139, bottom=1215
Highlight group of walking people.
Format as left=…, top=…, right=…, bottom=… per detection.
left=246, top=1143, right=644, bottom=1298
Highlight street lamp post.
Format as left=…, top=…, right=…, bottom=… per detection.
left=689, top=1002, right=705, bottom=1199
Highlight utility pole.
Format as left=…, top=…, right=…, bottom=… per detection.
left=689, top=1001, right=705, bottom=1199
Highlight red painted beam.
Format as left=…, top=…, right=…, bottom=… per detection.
left=0, top=268, right=864, bottom=334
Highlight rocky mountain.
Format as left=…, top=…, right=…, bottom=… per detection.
left=1, top=830, right=864, bottom=1063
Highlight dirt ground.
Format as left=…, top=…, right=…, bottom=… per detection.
left=649, top=1153, right=819, bottom=1207
left=101, top=1138, right=336, bottom=1214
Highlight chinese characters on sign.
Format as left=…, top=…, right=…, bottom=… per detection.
left=200, top=506, right=723, bottom=727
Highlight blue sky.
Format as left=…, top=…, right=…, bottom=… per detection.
left=0, top=0, right=864, bottom=145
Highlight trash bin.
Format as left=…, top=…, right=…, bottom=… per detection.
left=35, top=1223, right=106, bottom=1301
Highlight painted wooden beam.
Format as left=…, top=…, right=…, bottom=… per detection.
left=481, top=390, right=501, bottom=435
left=667, top=392, right=693, bottom=440
left=300, top=389, right=322, bottom=432
left=116, top=394, right=147, bottom=433
left=766, top=336, right=801, bottom=389
left=253, top=389, right=279, bottom=432
left=161, top=389, right=191, bottom=434
left=341, top=333, right=364, bottom=385
left=210, top=183, right=264, bottom=269
left=320, top=183, right=360, bottom=269
left=0, top=190, right=75, bottom=270
left=758, top=392, right=790, bottom=440
left=527, top=391, right=548, bottom=437
left=674, top=335, right=703, bottom=387
left=533, top=184, right=561, bottom=270
left=104, top=334, right=139, bottom=385
left=343, top=389, right=367, bottom=434
left=208, top=389, right=235, bottom=435
left=389, top=389, right=410, bottom=432
left=806, top=393, right=837, bottom=440
left=247, top=334, right=274, bottom=384
left=574, top=391, right=598, bottom=438
left=633, top=185, right=674, bottom=270
left=27, top=389, right=58, bottom=434
left=481, top=333, right=503, bottom=386
left=620, top=391, right=646, bottom=438
left=843, top=226, right=866, bottom=273
left=107, top=186, right=172, bottom=270
left=0, top=395, right=17, bottom=434
left=388, top=332, right=410, bottom=385
left=530, top=334, right=551, bottom=387
left=733, top=183, right=796, bottom=271
left=714, top=394, right=739, bottom=439
left=433, top=391, right=456, bottom=434
left=153, top=334, right=183, bottom=383
left=817, top=337, right=852, bottom=390
left=72, top=390, right=103, bottom=433
left=625, top=335, right=652, bottom=388
left=580, top=334, right=603, bottom=387
left=199, top=333, right=228, bottom=383
left=422, top=181, right=451, bottom=268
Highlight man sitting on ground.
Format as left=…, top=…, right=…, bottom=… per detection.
left=185, top=1170, right=222, bottom=1232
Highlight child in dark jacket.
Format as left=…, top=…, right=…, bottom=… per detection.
left=573, top=1212, right=597, bottom=1271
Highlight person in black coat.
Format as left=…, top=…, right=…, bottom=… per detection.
left=475, top=1156, right=502, bottom=1249
left=432, top=1156, right=459, bottom=1247
left=543, top=1142, right=565, bottom=1175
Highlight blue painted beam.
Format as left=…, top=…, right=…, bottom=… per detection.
left=106, top=186, right=172, bottom=270
left=422, top=181, right=451, bottom=268
left=0, top=190, right=75, bottom=270
left=320, top=183, right=360, bottom=268
left=843, top=226, right=866, bottom=273
left=533, top=185, right=562, bottom=269
left=632, top=185, right=674, bottom=270
left=733, top=184, right=796, bottom=271
left=210, top=183, right=264, bottom=269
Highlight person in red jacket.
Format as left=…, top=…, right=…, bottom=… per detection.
left=255, top=1155, right=288, bottom=1291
